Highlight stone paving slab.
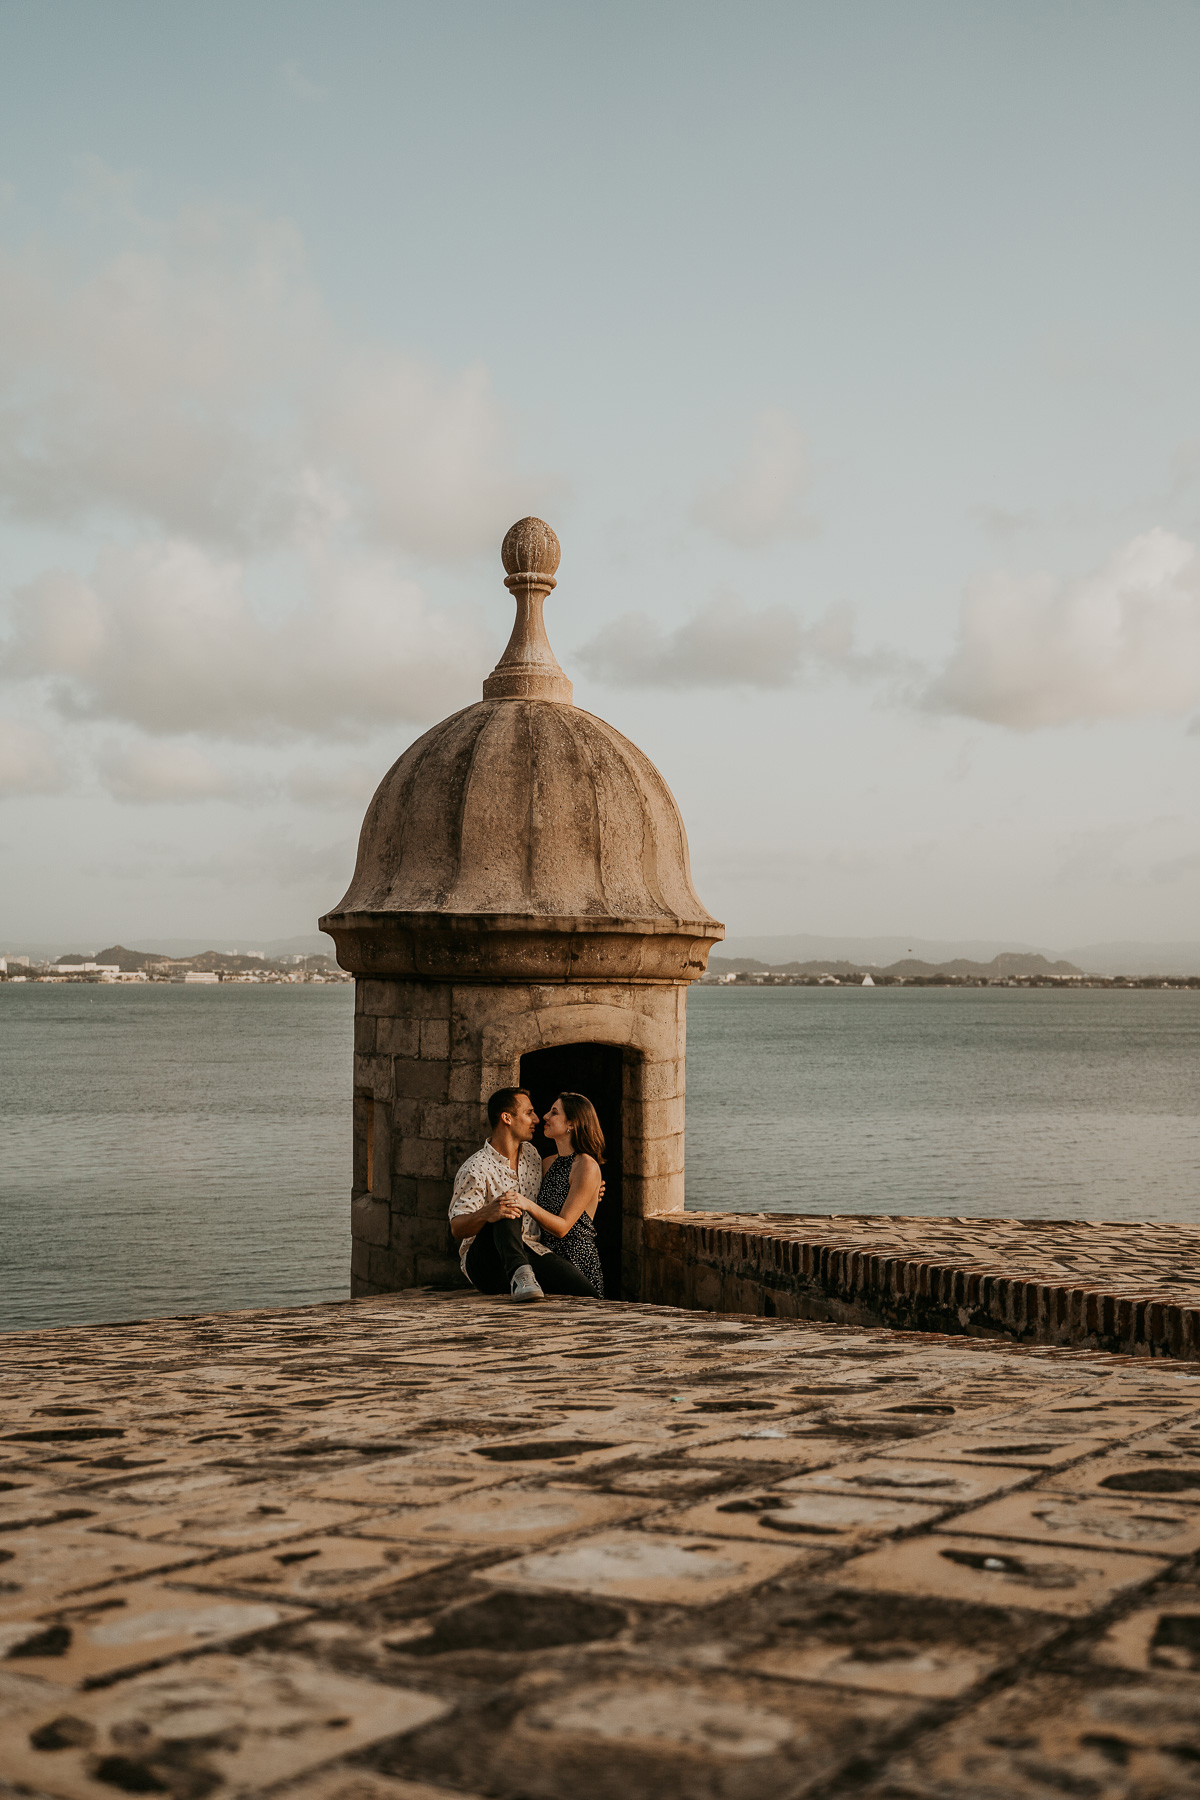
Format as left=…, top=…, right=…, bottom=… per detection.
left=1, top=1289, right=1200, bottom=1798
left=644, top=1213, right=1200, bottom=1358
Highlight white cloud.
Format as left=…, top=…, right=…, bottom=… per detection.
left=578, top=594, right=899, bottom=691
left=317, top=354, right=530, bottom=558
left=97, top=741, right=262, bottom=805
left=926, top=529, right=1200, bottom=728
left=1, top=538, right=491, bottom=740
left=690, top=409, right=813, bottom=547
left=580, top=594, right=804, bottom=688
left=0, top=199, right=539, bottom=559
left=0, top=719, right=65, bottom=797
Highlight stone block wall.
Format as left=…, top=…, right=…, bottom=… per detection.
left=350, top=979, right=687, bottom=1296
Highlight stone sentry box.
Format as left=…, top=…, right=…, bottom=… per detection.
left=321, top=518, right=723, bottom=1299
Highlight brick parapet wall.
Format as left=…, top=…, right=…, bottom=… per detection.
left=640, top=1211, right=1200, bottom=1361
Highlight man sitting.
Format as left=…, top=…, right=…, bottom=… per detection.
left=449, top=1088, right=599, bottom=1303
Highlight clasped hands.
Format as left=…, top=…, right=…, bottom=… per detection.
left=478, top=1189, right=528, bottom=1224
left=482, top=1179, right=606, bottom=1226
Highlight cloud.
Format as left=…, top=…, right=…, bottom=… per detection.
left=0, top=198, right=539, bottom=558
left=690, top=409, right=813, bottom=547
left=316, top=355, right=530, bottom=558
left=578, top=594, right=901, bottom=691
left=926, top=529, right=1200, bottom=728
left=285, top=761, right=383, bottom=810
left=174, top=828, right=354, bottom=889
left=79, top=825, right=354, bottom=891
left=97, top=740, right=262, bottom=805
left=971, top=504, right=1042, bottom=542
left=1051, top=815, right=1200, bottom=891
left=0, top=719, right=65, bottom=797
left=1, top=538, right=491, bottom=739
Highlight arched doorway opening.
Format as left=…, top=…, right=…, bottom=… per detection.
left=519, top=1041, right=625, bottom=1299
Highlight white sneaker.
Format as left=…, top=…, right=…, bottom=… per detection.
left=510, top=1264, right=544, bottom=1303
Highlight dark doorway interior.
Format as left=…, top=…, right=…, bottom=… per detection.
left=519, top=1042, right=624, bottom=1300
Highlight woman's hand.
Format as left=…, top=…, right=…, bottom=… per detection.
left=482, top=1192, right=524, bottom=1222
left=450, top=1191, right=523, bottom=1241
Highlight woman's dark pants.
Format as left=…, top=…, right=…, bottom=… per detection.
left=465, top=1219, right=598, bottom=1298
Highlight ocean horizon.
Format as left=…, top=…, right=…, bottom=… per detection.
left=2, top=981, right=1197, bottom=1333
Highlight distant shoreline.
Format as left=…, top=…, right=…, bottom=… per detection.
left=701, top=971, right=1200, bottom=989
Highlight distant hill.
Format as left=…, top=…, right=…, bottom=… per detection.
left=718, top=935, right=1200, bottom=978
left=719, top=935, right=1051, bottom=966
left=89, top=933, right=336, bottom=960
left=93, top=944, right=159, bottom=971
left=92, top=944, right=332, bottom=973
left=709, top=952, right=1086, bottom=980
left=885, top=953, right=1084, bottom=979
left=1063, top=941, right=1200, bottom=978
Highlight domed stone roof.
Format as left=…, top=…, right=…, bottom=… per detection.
left=321, top=519, right=723, bottom=982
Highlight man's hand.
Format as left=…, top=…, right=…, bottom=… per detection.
left=481, top=1192, right=524, bottom=1223
left=450, top=1190, right=525, bottom=1242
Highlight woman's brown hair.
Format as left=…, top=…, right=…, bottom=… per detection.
left=557, top=1092, right=605, bottom=1164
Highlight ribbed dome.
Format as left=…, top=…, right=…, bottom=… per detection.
left=320, top=517, right=723, bottom=982
left=331, top=698, right=714, bottom=925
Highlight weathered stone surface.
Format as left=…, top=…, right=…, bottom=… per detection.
left=643, top=1212, right=1200, bottom=1360
left=320, top=692, right=721, bottom=982
left=839, top=1530, right=1169, bottom=1615
left=280, top=1771, right=483, bottom=1800
left=321, top=520, right=724, bottom=1297
left=0, top=1581, right=306, bottom=1685
left=656, top=1486, right=946, bottom=1544
left=0, top=1651, right=446, bottom=1798
left=176, top=1536, right=448, bottom=1606
left=5, top=1291, right=1200, bottom=1796
left=865, top=1671, right=1200, bottom=1797
left=0, top=1524, right=204, bottom=1611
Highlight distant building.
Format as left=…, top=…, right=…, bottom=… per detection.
left=184, top=971, right=220, bottom=984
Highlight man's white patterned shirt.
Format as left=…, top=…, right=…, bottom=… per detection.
left=449, top=1140, right=546, bottom=1276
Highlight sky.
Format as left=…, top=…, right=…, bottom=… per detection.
left=1, top=0, right=1199, bottom=953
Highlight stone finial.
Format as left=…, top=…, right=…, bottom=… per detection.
left=483, top=516, right=573, bottom=704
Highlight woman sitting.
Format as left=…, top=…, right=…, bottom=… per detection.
left=516, top=1092, right=606, bottom=1298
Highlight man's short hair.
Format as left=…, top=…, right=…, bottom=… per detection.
left=487, top=1086, right=531, bottom=1129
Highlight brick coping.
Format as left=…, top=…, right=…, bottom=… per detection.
left=644, top=1212, right=1200, bottom=1359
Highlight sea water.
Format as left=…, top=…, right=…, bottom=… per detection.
left=1, top=981, right=1197, bottom=1331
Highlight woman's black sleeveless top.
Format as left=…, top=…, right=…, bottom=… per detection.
left=537, top=1154, right=604, bottom=1297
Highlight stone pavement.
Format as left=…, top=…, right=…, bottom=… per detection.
left=644, top=1215, right=1200, bottom=1360
left=3, top=1292, right=1200, bottom=1799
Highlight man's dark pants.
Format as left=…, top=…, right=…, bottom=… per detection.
left=465, top=1218, right=598, bottom=1298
